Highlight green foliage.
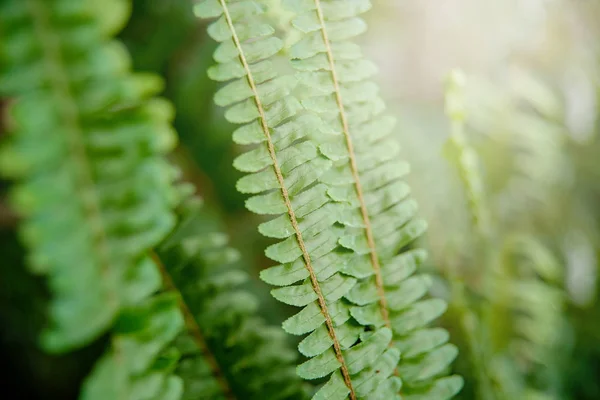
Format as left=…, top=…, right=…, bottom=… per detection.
left=0, top=0, right=177, bottom=352
left=442, top=71, right=570, bottom=400
left=3, top=0, right=599, bottom=399
left=489, top=235, right=565, bottom=398
left=0, top=0, right=188, bottom=398
left=157, top=192, right=309, bottom=399
left=79, top=294, right=185, bottom=400
left=0, top=0, right=312, bottom=397
left=196, top=0, right=461, bottom=398
left=282, top=2, right=462, bottom=396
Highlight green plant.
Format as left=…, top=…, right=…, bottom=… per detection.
left=17, top=0, right=600, bottom=399
left=442, top=70, right=569, bottom=400
left=0, top=0, right=184, bottom=397
left=194, top=0, right=462, bottom=398
left=156, top=189, right=309, bottom=399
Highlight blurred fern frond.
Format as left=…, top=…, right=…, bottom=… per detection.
left=443, top=70, right=569, bottom=400
left=0, top=0, right=178, bottom=353
left=157, top=189, right=309, bottom=400
left=0, top=0, right=186, bottom=397
left=460, top=69, right=571, bottom=233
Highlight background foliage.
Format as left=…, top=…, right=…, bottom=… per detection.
left=1, top=0, right=599, bottom=398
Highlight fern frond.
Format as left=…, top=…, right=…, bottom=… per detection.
left=444, top=70, right=568, bottom=399
left=444, top=70, right=491, bottom=239
left=0, top=1, right=188, bottom=398
left=460, top=69, right=569, bottom=230
left=488, top=234, right=565, bottom=398
left=157, top=191, right=309, bottom=400
left=196, top=0, right=462, bottom=397
left=0, top=0, right=177, bottom=352
left=79, top=293, right=185, bottom=400
left=281, top=0, right=462, bottom=397
left=195, top=0, right=406, bottom=398
left=443, top=70, right=502, bottom=400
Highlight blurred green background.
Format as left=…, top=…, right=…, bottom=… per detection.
left=1, top=0, right=600, bottom=398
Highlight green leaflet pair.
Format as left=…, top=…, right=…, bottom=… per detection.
left=196, top=0, right=462, bottom=398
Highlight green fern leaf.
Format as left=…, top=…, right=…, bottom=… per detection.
left=156, top=192, right=309, bottom=400
left=196, top=0, right=462, bottom=397
left=443, top=71, right=568, bottom=398
left=79, top=294, right=185, bottom=400
left=282, top=0, right=462, bottom=397
left=0, top=1, right=188, bottom=398
left=195, top=0, right=402, bottom=397
left=0, top=0, right=177, bottom=352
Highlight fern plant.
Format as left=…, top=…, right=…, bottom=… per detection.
left=0, top=0, right=187, bottom=396
left=0, top=0, right=312, bottom=398
left=0, top=0, right=179, bottom=352
left=443, top=70, right=496, bottom=400
left=195, top=0, right=462, bottom=398
left=442, top=70, right=568, bottom=400
left=0, top=0, right=466, bottom=398
left=2, top=0, right=600, bottom=398
left=156, top=187, right=309, bottom=400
